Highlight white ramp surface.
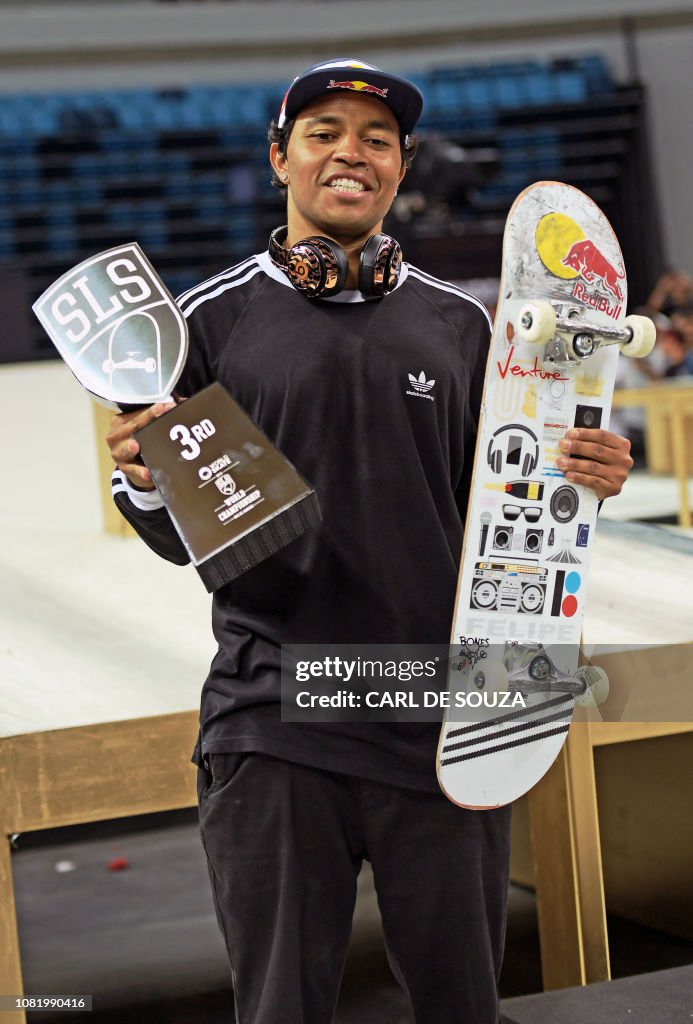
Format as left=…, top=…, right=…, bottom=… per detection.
left=0, top=361, right=212, bottom=738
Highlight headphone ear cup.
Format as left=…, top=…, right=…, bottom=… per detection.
left=314, top=237, right=348, bottom=296
left=285, top=237, right=348, bottom=298
left=524, top=443, right=539, bottom=476
left=358, top=234, right=402, bottom=296
left=489, top=446, right=501, bottom=474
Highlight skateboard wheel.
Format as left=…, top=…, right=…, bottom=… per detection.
left=575, top=666, right=609, bottom=707
left=517, top=302, right=556, bottom=344
left=471, top=661, right=509, bottom=694
left=620, top=315, right=656, bottom=358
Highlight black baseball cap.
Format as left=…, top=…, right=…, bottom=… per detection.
left=277, top=58, right=424, bottom=136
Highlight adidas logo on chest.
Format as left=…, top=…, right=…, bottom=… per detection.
left=406, top=370, right=436, bottom=402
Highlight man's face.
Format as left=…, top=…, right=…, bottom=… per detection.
left=270, top=92, right=406, bottom=245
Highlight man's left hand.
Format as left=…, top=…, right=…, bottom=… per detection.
left=557, top=428, right=633, bottom=500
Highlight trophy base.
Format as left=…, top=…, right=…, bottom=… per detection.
left=196, top=490, right=321, bottom=592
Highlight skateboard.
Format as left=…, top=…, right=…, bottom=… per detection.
left=436, top=181, right=655, bottom=809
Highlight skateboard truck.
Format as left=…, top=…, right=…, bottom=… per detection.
left=517, top=302, right=656, bottom=361
left=505, top=641, right=588, bottom=696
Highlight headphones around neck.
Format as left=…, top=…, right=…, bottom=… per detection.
left=268, top=226, right=403, bottom=299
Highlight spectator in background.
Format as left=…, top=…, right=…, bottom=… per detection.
left=669, top=304, right=693, bottom=357
left=646, top=269, right=693, bottom=318
left=637, top=271, right=693, bottom=376
left=663, top=308, right=693, bottom=377
left=613, top=307, right=691, bottom=460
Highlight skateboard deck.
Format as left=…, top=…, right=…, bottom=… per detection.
left=437, top=181, right=654, bottom=809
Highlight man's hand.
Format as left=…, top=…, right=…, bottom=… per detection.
left=557, top=428, right=633, bottom=501
left=106, top=402, right=176, bottom=491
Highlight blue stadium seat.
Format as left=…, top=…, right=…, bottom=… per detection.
left=231, top=86, right=269, bottom=125
left=578, top=55, right=613, bottom=93
left=12, top=183, right=42, bottom=208
left=102, top=149, right=134, bottom=177
left=46, top=205, right=75, bottom=226
left=461, top=77, right=494, bottom=111
left=554, top=70, right=587, bottom=104
left=77, top=181, right=103, bottom=203
left=492, top=73, right=527, bottom=110
left=0, top=230, right=16, bottom=259
left=178, top=95, right=212, bottom=130
left=107, top=202, right=137, bottom=226
left=525, top=71, right=557, bottom=106
left=72, top=154, right=102, bottom=179
left=161, top=158, right=191, bottom=195
left=118, top=105, right=150, bottom=130
left=195, top=197, right=226, bottom=223
left=46, top=224, right=78, bottom=254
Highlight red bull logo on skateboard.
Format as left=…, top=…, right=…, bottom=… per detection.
left=327, top=79, right=389, bottom=98
left=561, top=239, right=624, bottom=302
left=535, top=212, right=624, bottom=319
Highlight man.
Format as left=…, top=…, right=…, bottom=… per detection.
left=107, top=59, right=633, bottom=1024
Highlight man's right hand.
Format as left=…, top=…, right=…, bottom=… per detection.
left=106, top=402, right=176, bottom=491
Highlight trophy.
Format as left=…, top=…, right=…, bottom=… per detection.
left=33, top=243, right=321, bottom=591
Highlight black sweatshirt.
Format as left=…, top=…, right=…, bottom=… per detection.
left=113, top=251, right=491, bottom=791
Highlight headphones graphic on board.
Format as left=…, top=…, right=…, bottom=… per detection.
left=487, top=424, right=540, bottom=477
left=268, top=226, right=403, bottom=299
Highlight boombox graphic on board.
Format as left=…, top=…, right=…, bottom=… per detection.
left=470, top=561, right=548, bottom=615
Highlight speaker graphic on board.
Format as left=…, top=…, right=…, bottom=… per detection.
left=550, top=484, right=579, bottom=523
left=574, top=404, right=603, bottom=430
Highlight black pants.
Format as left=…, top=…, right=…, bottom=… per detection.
left=198, top=752, right=511, bottom=1024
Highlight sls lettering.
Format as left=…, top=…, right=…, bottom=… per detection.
left=497, top=346, right=569, bottom=382
left=50, top=258, right=153, bottom=344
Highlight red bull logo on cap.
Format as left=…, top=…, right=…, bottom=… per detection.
left=327, top=79, right=389, bottom=98
left=535, top=212, right=625, bottom=319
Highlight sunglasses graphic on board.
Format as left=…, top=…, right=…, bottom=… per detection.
left=502, top=505, right=542, bottom=522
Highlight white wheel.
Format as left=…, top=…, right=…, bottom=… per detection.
left=470, top=660, right=509, bottom=695
left=575, top=666, right=609, bottom=707
left=620, top=315, right=656, bottom=358
left=517, top=301, right=557, bottom=344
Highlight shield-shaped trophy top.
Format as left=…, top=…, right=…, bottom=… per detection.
left=33, top=243, right=189, bottom=407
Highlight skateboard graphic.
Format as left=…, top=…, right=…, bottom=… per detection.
left=437, top=181, right=655, bottom=809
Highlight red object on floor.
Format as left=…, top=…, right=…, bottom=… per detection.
left=108, top=857, right=130, bottom=871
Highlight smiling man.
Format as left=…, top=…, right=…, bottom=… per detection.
left=107, top=59, right=633, bottom=1024
left=271, top=92, right=406, bottom=267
